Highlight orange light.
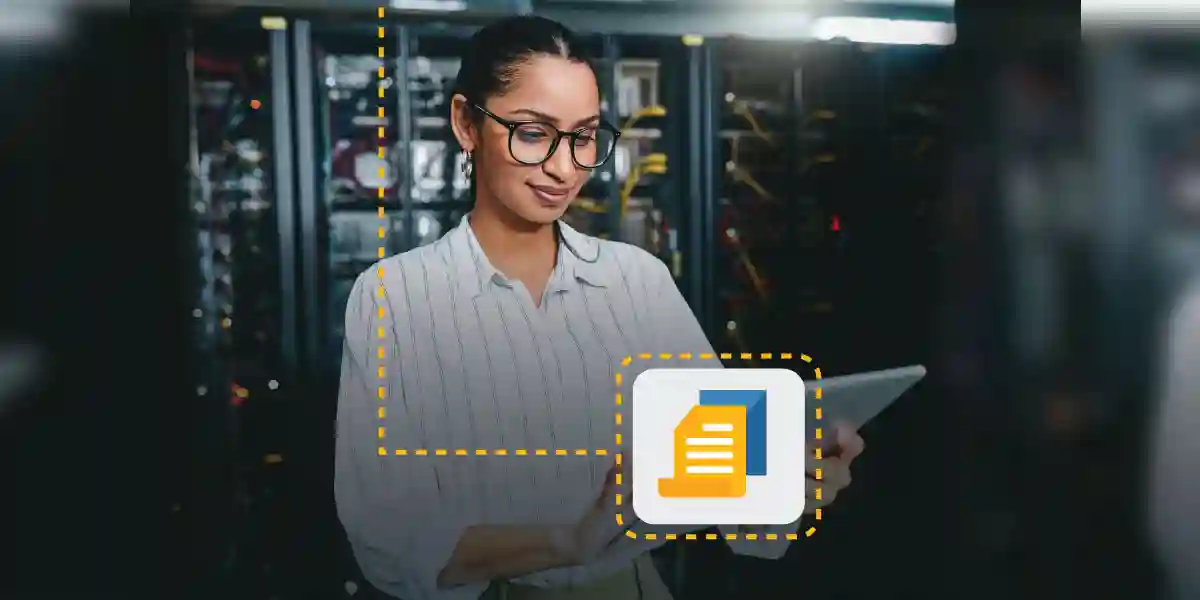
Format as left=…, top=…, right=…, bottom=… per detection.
left=250, top=99, right=262, bottom=109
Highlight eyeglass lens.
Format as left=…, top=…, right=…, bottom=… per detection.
left=509, top=123, right=616, bottom=168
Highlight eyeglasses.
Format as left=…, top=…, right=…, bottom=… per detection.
left=472, top=103, right=620, bottom=169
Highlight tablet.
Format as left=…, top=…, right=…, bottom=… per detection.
left=807, top=365, right=926, bottom=449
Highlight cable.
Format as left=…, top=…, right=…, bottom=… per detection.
left=621, top=105, right=667, bottom=132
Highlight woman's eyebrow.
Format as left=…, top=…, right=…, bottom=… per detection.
left=510, top=108, right=602, bottom=128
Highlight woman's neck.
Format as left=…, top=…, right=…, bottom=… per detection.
left=468, top=197, right=558, bottom=279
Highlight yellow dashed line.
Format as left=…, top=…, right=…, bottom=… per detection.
left=611, top=351, right=826, bottom=541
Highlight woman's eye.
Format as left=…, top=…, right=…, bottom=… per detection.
left=574, top=133, right=595, bottom=146
left=517, top=130, right=547, bottom=142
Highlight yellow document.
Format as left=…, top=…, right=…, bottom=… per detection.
left=657, top=404, right=748, bottom=498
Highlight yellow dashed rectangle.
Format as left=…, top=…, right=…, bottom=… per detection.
left=621, top=356, right=633, bottom=366
left=644, top=533, right=656, bottom=540
left=555, top=449, right=567, bottom=456
left=615, top=434, right=622, bottom=445
left=377, top=447, right=386, bottom=456
left=815, top=428, right=823, bottom=440
left=377, top=107, right=385, bottom=118
left=377, top=7, right=384, bottom=18
left=705, top=533, right=718, bottom=540
left=377, top=147, right=386, bottom=159
left=615, top=393, right=622, bottom=405
left=816, top=388, right=822, bottom=400
left=814, top=468, right=823, bottom=480
left=535, top=449, right=548, bottom=456
left=377, top=387, right=386, bottom=399
left=815, top=509, right=822, bottom=520
left=665, top=534, right=677, bottom=540
left=801, top=354, right=812, bottom=362
left=377, top=406, right=386, bottom=419
left=615, top=413, right=622, bottom=425
left=377, top=86, right=385, bottom=99
left=659, top=353, right=672, bottom=359
left=455, top=449, right=468, bottom=456
left=574, top=449, right=588, bottom=455
left=685, top=533, right=697, bottom=540
left=377, top=307, right=385, bottom=318
left=378, top=227, right=386, bottom=239
left=814, top=448, right=822, bottom=460
left=377, top=248, right=386, bottom=258
left=680, top=353, right=693, bottom=359
left=740, top=353, right=752, bottom=359
left=760, top=353, right=772, bottom=359
left=815, top=488, right=823, bottom=500
left=815, top=408, right=822, bottom=419
left=596, top=449, right=608, bottom=456
left=377, top=347, right=385, bottom=359
left=494, top=449, right=508, bottom=456
left=515, top=449, right=527, bottom=456
left=815, top=368, right=822, bottom=378
left=616, top=453, right=622, bottom=465
left=765, top=533, right=778, bottom=540
left=615, top=494, right=622, bottom=506
left=616, top=514, right=624, bottom=526
left=805, top=528, right=816, bottom=537
left=725, top=533, right=738, bottom=541
left=377, top=366, right=386, bottom=378
left=787, top=533, right=799, bottom=540
left=394, top=449, right=407, bottom=455
left=377, top=26, right=384, bottom=38
left=415, top=449, right=428, bottom=456
left=615, top=373, right=622, bottom=386
left=475, top=449, right=487, bottom=456
left=700, top=353, right=714, bottom=359
left=781, top=353, right=793, bottom=359
left=377, top=126, right=385, bottom=139
left=615, top=474, right=622, bottom=485
left=638, top=353, right=652, bottom=359
left=744, top=533, right=758, bottom=540
left=719, top=353, right=732, bottom=359
left=435, top=449, right=448, bottom=456
left=377, top=45, right=385, bottom=58
left=378, top=206, right=385, bottom=218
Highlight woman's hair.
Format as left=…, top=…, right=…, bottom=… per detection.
left=454, top=15, right=595, bottom=106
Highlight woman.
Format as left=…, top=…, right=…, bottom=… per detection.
left=335, top=15, right=863, bottom=600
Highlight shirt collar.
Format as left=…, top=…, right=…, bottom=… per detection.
left=441, top=214, right=610, bottom=299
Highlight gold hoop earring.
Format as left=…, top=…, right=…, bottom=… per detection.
left=462, top=151, right=473, bottom=177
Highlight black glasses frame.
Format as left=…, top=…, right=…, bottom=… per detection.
left=472, top=103, right=621, bottom=169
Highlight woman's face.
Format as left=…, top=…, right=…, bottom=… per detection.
left=452, top=55, right=601, bottom=225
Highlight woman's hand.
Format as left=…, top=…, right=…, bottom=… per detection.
left=551, top=460, right=623, bottom=565
left=805, top=423, right=864, bottom=513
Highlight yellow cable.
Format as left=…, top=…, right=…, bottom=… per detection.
left=621, top=105, right=667, bottom=132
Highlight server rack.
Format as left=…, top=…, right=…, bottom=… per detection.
left=709, top=39, right=950, bottom=370
left=187, top=17, right=297, bottom=595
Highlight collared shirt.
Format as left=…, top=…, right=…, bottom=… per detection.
left=335, top=215, right=795, bottom=600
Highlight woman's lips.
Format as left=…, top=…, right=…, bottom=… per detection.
left=529, top=183, right=570, bottom=205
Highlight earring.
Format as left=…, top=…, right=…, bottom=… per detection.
left=462, top=151, right=473, bottom=177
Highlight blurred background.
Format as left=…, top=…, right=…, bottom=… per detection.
left=2, top=0, right=1198, bottom=598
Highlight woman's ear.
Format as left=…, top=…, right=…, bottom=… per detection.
left=449, top=94, right=476, bottom=152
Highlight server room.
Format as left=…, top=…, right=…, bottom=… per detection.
left=3, top=2, right=1198, bottom=600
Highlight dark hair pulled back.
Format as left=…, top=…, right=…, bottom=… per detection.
left=454, top=16, right=595, bottom=106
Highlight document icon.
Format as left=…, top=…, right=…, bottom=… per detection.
left=657, top=390, right=767, bottom=498
left=632, top=368, right=805, bottom=526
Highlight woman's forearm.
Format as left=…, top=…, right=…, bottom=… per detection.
left=436, top=524, right=575, bottom=588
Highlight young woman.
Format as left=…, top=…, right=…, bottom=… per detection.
left=335, top=16, right=864, bottom=600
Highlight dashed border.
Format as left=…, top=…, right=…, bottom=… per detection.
left=613, top=352, right=824, bottom=541
left=375, top=7, right=390, bottom=457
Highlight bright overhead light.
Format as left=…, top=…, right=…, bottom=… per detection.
left=812, top=17, right=956, bottom=46
left=391, top=0, right=467, bottom=11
